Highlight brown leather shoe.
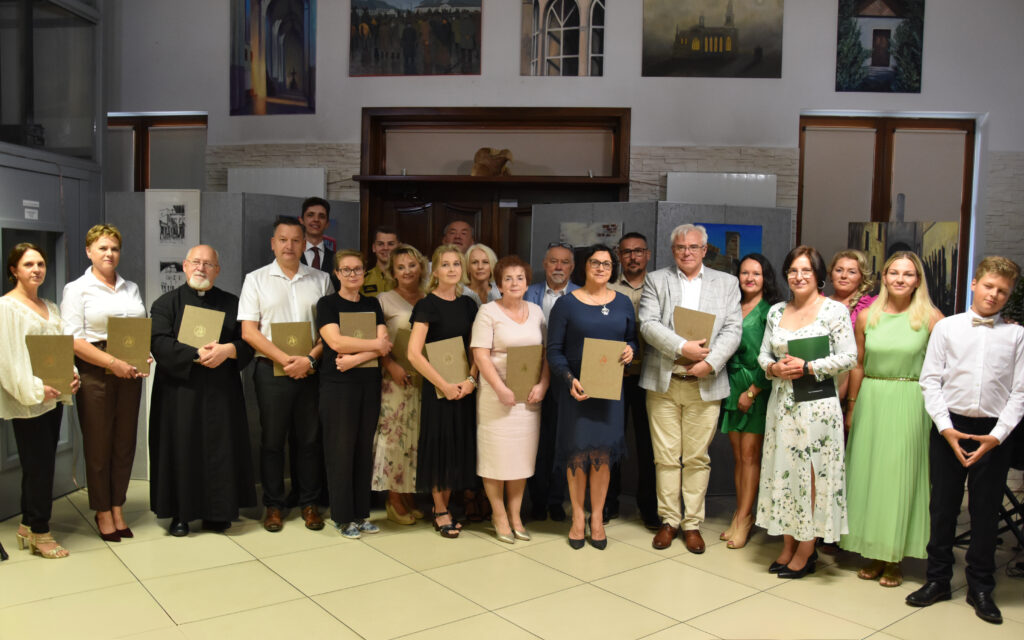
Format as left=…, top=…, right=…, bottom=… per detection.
left=263, top=507, right=283, bottom=532
left=302, top=505, right=324, bottom=531
left=682, top=529, right=706, bottom=554
left=652, top=523, right=678, bottom=550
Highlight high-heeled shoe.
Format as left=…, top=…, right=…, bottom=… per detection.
left=770, top=550, right=816, bottom=573
left=116, top=527, right=134, bottom=539
left=432, top=511, right=461, bottom=539
left=27, top=532, right=70, bottom=559
left=513, top=528, right=531, bottom=541
left=386, top=501, right=416, bottom=525
left=95, top=514, right=121, bottom=543
left=492, top=520, right=515, bottom=545
left=720, top=511, right=737, bottom=541
left=726, top=515, right=753, bottom=549
left=568, top=536, right=585, bottom=549
left=778, top=551, right=818, bottom=579
left=16, top=526, right=31, bottom=550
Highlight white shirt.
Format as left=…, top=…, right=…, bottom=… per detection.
left=0, top=298, right=65, bottom=419
left=237, top=260, right=333, bottom=350
left=920, top=310, right=1024, bottom=443
left=304, top=240, right=326, bottom=269
left=542, top=283, right=570, bottom=320
left=677, top=264, right=704, bottom=311
left=60, top=268, right=146, bottom=341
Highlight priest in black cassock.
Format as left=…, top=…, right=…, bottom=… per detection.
left=149, top=244, right=256, bottom=536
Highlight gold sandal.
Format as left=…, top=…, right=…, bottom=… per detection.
left=16, top=525, right=31, bottom=550
left=28, top=532, right=69, bottom=559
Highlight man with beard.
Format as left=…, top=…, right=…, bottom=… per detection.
left=524, top=241, right=578, bottom=521
left=607, top=232, right=659, bottom=529
left=149, top=245, right=256, bottom=536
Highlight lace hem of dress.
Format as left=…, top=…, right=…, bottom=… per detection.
left=561, top=442, right=626, bottom=473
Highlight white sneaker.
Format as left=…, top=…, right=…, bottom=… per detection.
left=340, top=522, right=361, bottom=539
left=358, top=520, right=380, bottom=534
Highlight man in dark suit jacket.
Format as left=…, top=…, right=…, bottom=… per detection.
left=299, top=196, right=339, bottom=291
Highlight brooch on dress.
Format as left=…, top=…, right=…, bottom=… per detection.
left=601, top=305, right=609, bottom=316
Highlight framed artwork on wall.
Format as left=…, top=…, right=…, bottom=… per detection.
left=836, top=0, right=924, bottom=93
left=699, top=222, right=763, bottom=276
left=642, top=0, right=783, bottom=78
left=350, top=1, right=481, bottom=76
left=521, top=0, right=606, bottom=77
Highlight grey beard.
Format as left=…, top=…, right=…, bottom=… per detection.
left=188, top=275, right=212, bottom=291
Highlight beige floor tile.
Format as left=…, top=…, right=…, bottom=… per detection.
left=178, top=595, right=361, bottom=639
left=605, top=519, right=692, bottom=558
left=688, top=592, right=874, bottom=639
left=496, top=583, right=676, bottom=640
left=0, top=582, right=173, bottom=638
left=0, top=546, right=135, bottom=608
left=882, top=596, right=1024, bottom=640
left=514, top=535, right=662, bottom=582
left=400, top=612, right=541, bottom=639
left=463, top=517, right=569, bottom=547
left=671, top=533, right=785, bottom=590
left=363, top=525, right=508, bottom=571
left=865, top=634, right=905, bottom=640
left=640, top=623, right=720, bottom=639
left=423, top=551, right=581, bottom=609
left=314, top=573, right=484, bottom=640
left=224, top=516, right=343, bottom=558
left=142, top=560, right=303, bottom=624
left=262, top=541, right=412, bottom=595
left=120, top=628, right=190, bottom=640
left=995, top=571, right=1024, bottom=624
left=594, top=558, right=757, bottom=620
left=112, top=532, right=255, bottom=579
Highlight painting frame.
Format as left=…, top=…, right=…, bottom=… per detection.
left=836, top=0, right=925, bottom=93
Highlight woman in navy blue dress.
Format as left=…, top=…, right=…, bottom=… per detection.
left=547, top=244, right=636, bottom=550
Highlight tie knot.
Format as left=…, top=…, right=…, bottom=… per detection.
left=972, top=316, right=995, bottom=328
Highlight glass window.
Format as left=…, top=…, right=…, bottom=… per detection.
left=544, top=0, right=579, bottom=76
left=589, top=0, right=604, bottom=76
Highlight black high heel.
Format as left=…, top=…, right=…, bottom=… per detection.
left=432, top=511, right=461, bottom=539
left=778, top=550, right=818, bottom=579
left=95, top=514, right=121, bottom=543
left=770, top=549, right=816, bottom=574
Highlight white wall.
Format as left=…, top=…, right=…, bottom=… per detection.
left=105, top=0, right=1024, bottom=151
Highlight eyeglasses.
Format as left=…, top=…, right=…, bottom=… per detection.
left=587, top=260, right=613, bottom=271
left=619, top=248, right=648, bottom=257
left=672, top=244, right=705, bottom=254
left=338, top=267, right=365, bottom=276
left=786, top=268, right=815, bottom=279
left=187, top=260, right=218, bottom=269
left=547, top=242, right=574, bottom=251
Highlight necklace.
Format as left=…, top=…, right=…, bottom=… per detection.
left=580, top=289, right=611, bottom=316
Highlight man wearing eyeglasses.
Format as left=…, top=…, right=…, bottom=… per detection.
left=524, top=241, right=579, bottom=521
left=607, top=232, right=659, bottom=529
left=239, top=217, right=334, bottom=533
left=149, top=245, right=256, bottom=536
left=639, top=224, right=741, bottom=553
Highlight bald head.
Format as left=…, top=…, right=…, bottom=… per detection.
left=183, top=244, right=220, bottom=291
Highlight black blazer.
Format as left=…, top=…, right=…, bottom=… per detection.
left=301, top=246, right=339, bottom=291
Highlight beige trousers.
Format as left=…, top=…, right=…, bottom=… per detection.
left=646, top=378, right=720, bottom=530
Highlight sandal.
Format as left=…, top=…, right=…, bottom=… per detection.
left=27, top=532, right=70, bottom=559
left=432, top=511, right=461, bottom=539
left=879, top=562, right=903, bottom=588
left=857, top=559, right=886, bottom=581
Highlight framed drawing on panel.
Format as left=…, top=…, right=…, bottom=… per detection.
left=836, top=0, right=924, bottom=93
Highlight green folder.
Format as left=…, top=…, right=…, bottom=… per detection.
left=787, top=335, right=836, bottom=403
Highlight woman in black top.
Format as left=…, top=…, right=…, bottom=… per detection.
left=407, top=244, right=479, bottom=538
left=317, top=250, right=391, bottom=539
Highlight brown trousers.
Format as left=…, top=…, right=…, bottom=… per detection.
left=75, top=357, right=143, bottom=511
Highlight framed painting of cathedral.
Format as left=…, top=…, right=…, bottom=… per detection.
left=642, top=0, right=783, bottom=78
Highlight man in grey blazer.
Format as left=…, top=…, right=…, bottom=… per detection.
left=639, top=224, right=741, bottom=553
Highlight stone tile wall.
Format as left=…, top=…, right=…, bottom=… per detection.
left=982, top=151, right=1024, bottom=267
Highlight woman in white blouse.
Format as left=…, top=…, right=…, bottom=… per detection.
left=60, top=224, right=147, bottom=542
left=2, top=243, right=80, bottom=558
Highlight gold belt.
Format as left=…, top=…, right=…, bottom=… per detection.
left=864, top=375, right=918, bottom=382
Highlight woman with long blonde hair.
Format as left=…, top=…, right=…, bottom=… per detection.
left=841, top=251, right=943, bottom=587
left=828, top=249, right=875, bottom=328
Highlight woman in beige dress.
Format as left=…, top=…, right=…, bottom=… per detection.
left=371, top=245, right=427, bottom=524
left=471, top=255, right=549, bottom=543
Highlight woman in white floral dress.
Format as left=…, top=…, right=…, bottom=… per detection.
left=756, top=246, right=857, bottom=579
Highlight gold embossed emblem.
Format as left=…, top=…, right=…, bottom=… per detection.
left=44, top=355, right=55, bottom=367
left=443, top=353, right=454, bottom=365
left=287, top=335, right=298, bottom=347
left=599, top=355, right=608, bottom=365
left=123, top=335, right=135, bottom=348
left=193, top=325, right=206, bottom=338
left=353, top=329, right=364, bottom=338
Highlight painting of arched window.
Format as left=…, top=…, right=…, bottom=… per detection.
left=589, top=0, right=604, bottom=76
left=530, top=0, right=541, bottom=75
left=544, top=0, right=580, bottom=76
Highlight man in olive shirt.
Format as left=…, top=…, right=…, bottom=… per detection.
left=608, top=232, right=659, bottom=529
left=361, top=226, right=399, bottom=297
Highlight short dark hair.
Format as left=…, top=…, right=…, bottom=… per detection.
left=493, top=255, right=532, bottom=286
left=301, top=197, right=330, bottom=217
left=619, top=231, right=648, bottom=246
left=580, top=243, right=620, bottom=283
left=374, top=225, right=398, bottom=239
left=738, top=253, right=782, bottom=304
left=7, top=242, right=46, bottom=284
left=782, top=245, right=827, bottom=291
left=273, top=216, right=305, bottom=234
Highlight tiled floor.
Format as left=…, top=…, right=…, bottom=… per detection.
left=2, top=480, right=1023, bottom=640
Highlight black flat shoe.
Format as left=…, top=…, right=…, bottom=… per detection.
left=966, top=589, right=1002, bottom=624
left=905, top=581, right=952, bottom=607
left=777, top=559, right=816, bottom=579
left=768, top=561, right=787, bottom=573
left=169, top=519, right=190, bottom=537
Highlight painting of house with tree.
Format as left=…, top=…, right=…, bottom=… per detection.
left=836, top=0, right=923, bottom=93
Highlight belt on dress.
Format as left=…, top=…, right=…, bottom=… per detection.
left=864, top=374, right=918, bottom=382
left=671, top=373, right=698, bottom=381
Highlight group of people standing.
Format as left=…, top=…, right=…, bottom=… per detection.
left=3, top=202, right=1022, bottom=625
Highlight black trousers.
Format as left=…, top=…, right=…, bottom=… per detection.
left=528, top=392, right=565, bottom=510
left=13, top=406, right=64, bottom=533
left=926, top=413, right=1013, bottom=593
left=320, top=380, right=380, bottom=524
left=608, top=375, right=657, bottom=519
left=253, top=359, right=322, bottom=508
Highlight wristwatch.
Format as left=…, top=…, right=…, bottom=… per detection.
left=746, top=389, right=755, bottom=400
left=306, top=355, right=318, bottom=371
left=802, top=361, right=810, bottom=376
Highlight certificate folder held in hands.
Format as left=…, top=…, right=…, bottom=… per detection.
left=26, top=334, right=74, bottom=395
left=787, top=335, right=836, bottom=403
left=270, top=321, right=313, bottom=376
left=507, top=344, right=543, bottom=403
left=339, top=312, right=378, bottom=369
left=391, top=328, right=414, bottom=371
left=579, top=337, right=626, bottom=401
left=425, top=336, right=469, bottom=399
left=107, top=317, right=152, bottom=374
left=673, top=307, right=716, bottom=366
left=177, top=305, right=225, bottom=349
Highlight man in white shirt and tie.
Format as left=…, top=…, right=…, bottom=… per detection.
left=908, top=256, right=1024, bottom=624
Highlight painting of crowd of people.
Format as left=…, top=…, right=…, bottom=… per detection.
left=350, top=1, right=481, bottom=76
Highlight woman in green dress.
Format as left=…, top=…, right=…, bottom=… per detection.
left=841, top=251, right=943, bottom=587
left=719, top=253, right=780, bottom=549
